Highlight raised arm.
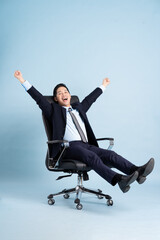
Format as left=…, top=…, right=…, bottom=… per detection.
left=81, top=77, right=110, bottom=112
left=14, top=70, right=53, bottom=119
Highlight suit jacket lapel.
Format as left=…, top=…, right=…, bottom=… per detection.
left=72, top=103, right=87, bottom=121
left=61, top=106, right=67, bottom=123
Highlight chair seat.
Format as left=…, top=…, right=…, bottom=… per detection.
left=59, top=159, right=91, bottom=171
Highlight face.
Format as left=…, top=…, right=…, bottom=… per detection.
left=54, top=86, right=71, bottom=107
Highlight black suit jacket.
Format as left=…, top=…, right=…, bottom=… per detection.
left=27, top=86, right=103, bottom=157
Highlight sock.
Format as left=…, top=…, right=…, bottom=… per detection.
left=129, top=165, right=138, bottom=174
left=111, top=174, right=123, bottom=186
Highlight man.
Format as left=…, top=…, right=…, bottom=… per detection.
left=14, top=70, right=155, bottom=193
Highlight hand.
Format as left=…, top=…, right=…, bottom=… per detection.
left=102, top=78, right=110, bottom=88
left=14, top=70, right=25, bottom=83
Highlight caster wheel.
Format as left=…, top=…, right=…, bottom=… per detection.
left=107, top=199, right=113, bottom=206
left=48, top=198, right=55, bottom=205
left=97, top=195, right=103, bottom=199
left=63, top=194, right=70, bottom=199
left=76, top=203, right=83, bottom=210
left=74, top=198, right=80, bottom=204
left=97, top=189, right=103, bottom=199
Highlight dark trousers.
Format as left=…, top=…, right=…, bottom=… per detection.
left=64, top=141, right=135, bottom=184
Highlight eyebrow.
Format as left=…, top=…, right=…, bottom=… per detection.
left=57, top=89, right=68, bottom=94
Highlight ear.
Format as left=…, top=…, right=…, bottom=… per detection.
left=54, top=96, right=58, bottom=102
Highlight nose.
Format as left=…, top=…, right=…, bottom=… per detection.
left=62, top=93, right=66, bottom=99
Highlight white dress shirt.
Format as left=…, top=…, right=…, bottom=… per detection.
left=63, top=106, right=88, bottom=142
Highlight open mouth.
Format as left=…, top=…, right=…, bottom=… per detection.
left=63, top=98, right=68, bottom=101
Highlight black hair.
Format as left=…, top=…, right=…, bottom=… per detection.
left=53, top=83, right=70, bottom=97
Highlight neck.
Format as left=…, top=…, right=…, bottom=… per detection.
left=62, top=105, right=71, bottom=109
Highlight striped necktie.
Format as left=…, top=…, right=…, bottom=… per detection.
left=68, top=108, right=87, bottom=143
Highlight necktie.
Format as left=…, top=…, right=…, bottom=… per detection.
left=68, top=108, right=87, bottom=143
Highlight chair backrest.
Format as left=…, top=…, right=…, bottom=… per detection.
left=42, top=95, right=80, bottom=170
left=42, top=95, right=92, bottom=174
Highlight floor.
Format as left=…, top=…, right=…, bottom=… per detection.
left=0, top=172, right=159, bottom=240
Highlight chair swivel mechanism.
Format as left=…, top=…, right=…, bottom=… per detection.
left=42, top=95, right=114, bottom=210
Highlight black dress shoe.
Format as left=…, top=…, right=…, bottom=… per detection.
left=118, top=171, right=139, bottom=193
left=137, top=158, right=155, bottom=184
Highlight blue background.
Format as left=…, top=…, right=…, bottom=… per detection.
left=0, top=0, right=160, bottom=240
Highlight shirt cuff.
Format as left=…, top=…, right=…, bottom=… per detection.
left=21, top=80, right=32, bottom=91
left=99, top=85, right=106, bottom=93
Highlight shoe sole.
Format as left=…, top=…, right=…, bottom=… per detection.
left=127, top=171, right=139, bottom=186
left=143, top=158, right=155, bottom=177
left=138, top=176, right=146, bottom=184
left=137, top=158, right=155, bottom=184
left=119, top=171, right=139, bottom=193
left=123, top=185, right=130, bottom=193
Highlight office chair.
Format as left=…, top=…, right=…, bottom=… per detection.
left=42, top=95, right=114, bottom=210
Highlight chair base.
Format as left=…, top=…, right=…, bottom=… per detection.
left=47, top=173, right=113, bottom=210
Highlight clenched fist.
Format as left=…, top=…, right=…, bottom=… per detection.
left=14, top=70, right=25, bottom=83
left=102, top=78, right=110, bottom=88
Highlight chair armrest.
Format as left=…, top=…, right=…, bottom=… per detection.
left=47, top=139, right=69, bottom=145
left=46, top=140, right=69, bottom=169
left=96, top=138, right=114, bottom=150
